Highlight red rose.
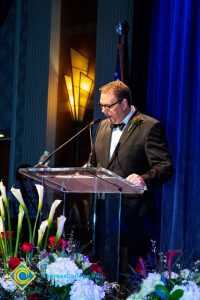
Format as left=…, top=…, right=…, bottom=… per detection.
left=1, top=231, right=14, bottom=240
left=8, top=257, right=21, bottom=270
left=22, top=242, right=34, bottom=253
left=90, top=263, right=104, bottom=274
left=49, top=236, right=68, bottom=250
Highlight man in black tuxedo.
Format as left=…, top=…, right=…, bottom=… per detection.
left=90, top=80, right=174, bottom=279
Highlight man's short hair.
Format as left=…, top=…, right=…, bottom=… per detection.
left=99, top=80, right=132, bottom=106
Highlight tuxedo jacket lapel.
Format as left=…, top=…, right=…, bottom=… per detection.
left=117, top=111, right=143, bottom=153
left=103, top=125, right=112, bottom=166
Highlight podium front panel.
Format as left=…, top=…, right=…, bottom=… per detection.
left=19, top=167, right=144, bottom=282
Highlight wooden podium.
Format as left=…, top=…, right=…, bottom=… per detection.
left=19, top=167, right=144, bottom=281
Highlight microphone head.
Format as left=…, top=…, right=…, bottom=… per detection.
left=91, top=118, right=101, bottom=125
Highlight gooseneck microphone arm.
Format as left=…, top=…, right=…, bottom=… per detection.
left=36, top=118, right=101, bottom=167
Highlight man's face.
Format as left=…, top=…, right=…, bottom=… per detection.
left=99, top=92, right=127, bottom=124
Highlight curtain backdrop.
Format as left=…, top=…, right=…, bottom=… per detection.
left=146, top=0, right=200, bottom=261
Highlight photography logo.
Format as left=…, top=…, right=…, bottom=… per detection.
left=9, top=262, right=36, bottom=290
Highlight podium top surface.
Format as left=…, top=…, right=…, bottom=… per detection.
left=19, top=167, right=144, bottom=194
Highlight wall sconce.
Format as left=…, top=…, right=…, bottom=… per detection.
left=65, top=48, right=93, bottom=122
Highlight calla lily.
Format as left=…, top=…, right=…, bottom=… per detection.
left=10, top=186, right=27, bottom=212
left=17, top=205, right=25, bottom=231
left=32, top=184, right=44, bottom=244
left=0, top=196, right=5, bottom=220
left=48, top=199, right=62, bottom=226
left=0, top=216, right=4, bottom=233
left=0, top=182, right=12, bottom=256
left=35, top=184, right=44, bottom=212
left=51, top=215, right=66, bottom=250
left=135, top=256, right=147, bottom=278
left=37, top=220, right=48, bottom=248
left=0, top=216, right=7, bottom=273
left=56, top=215, right=66, bottom=239
left=0, top=181, right=6, bottom=199
left=0, top=203, right=8, bottom=259
left=166, top=249, right=181, bottom=278
left=0, top=181, right=9, bottom=209
left=43, top=200, right=62, bottom=249
left=14, top=205, right=25, bottom=257
left=11, top=186, right=32, bottom=242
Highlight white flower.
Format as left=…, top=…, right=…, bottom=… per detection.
left=18, top=205, right=24, bottom=228
left=164, top=270, right=179, bottom=279
left=0, top=276, right=17, bottom=292
left=10, top=186, right=27, bottom=211
left=70, top=278, right=105, bottom=300
left=37, top=220, right=48, bottom=247
left=180, top=268, right=190, bottom=279
left=48, top=199, right=62, bottom=226
left=170, top=281, right=200, bottom=300
left=126, top=294, right=141, bottom=300
left=46, top=257, right=82, bottom=286
left=35, top=184, right=44, bottom=211
left=139, top=272, right=163, bottom=298
left=0, top=216, right=3, bottom=232
left=0, top=196, right=5, bottom=219
left=56, top=215, right=66, bottom=239
left=0, top=181, right=9, bottom=207
left=128, top=273, right=164, bottom=299
left=0, top=181, right=6, bottom=199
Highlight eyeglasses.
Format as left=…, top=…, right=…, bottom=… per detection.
left=98, top=98, right=124, bottom=110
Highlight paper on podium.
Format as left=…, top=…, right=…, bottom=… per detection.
left=19, top=167, right=144, bottom=194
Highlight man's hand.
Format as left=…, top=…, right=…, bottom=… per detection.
left=126, top=173, right=147, bottom=189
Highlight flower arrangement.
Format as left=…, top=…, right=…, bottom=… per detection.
left=0, top=180, right=115, bottom=300
left=126, top=241, right=200, bottom=300
left=128, top=115, right=143, bottom=131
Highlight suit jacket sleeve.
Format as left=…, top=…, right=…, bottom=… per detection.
left=141, top=121, right=174, bottom=189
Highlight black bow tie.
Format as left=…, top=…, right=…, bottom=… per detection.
left=110, top=122, right=126, bottom=130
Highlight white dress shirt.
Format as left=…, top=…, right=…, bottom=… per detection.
left=109, top=106, right=135, bottom=159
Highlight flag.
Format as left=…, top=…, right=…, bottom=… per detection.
left=114, top=22, right=124, bottom=82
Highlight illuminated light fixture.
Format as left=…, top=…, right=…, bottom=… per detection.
left=65, top=48, right=93, bottom=122
left=0, top=133, right=5, bottom=138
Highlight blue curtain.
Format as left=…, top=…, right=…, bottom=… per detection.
left=146, top=0, right=200, bottom=261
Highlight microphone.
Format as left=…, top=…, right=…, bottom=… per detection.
left=35, top=118, right=101, bottom=167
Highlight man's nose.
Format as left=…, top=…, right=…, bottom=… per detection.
left=101, top=106, right=108, bottom=113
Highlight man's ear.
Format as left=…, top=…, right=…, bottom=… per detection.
left=122, top=98, right=128, bottom=109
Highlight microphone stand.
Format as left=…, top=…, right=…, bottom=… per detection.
left=35, top=118, right=101, bottom=167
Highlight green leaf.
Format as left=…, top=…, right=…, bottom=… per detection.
left=170, top=289, right=184, bottom=300
left=49, top=254, right=56, bottom=263
left=155, top=284, right=171, bottom=300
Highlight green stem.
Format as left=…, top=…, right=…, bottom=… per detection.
left=44, top=224, right=51, bottom=250
left=0, top=236, right=7, bottom=274
left=32, top=209, right=40, bottom=244
left=14, top=226, right=21, bottom=257
left=2, top=224, right=8, bottom=260
left=6, top=204, right=13, bottom=257
left=14, top=234, right=19, bottom=257
left=25, top=212, right=32, bottom=243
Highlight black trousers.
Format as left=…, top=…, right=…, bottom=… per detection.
left=120, top=203, right=151, bottom=275
left=94, top=195, right=152, bottom=281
